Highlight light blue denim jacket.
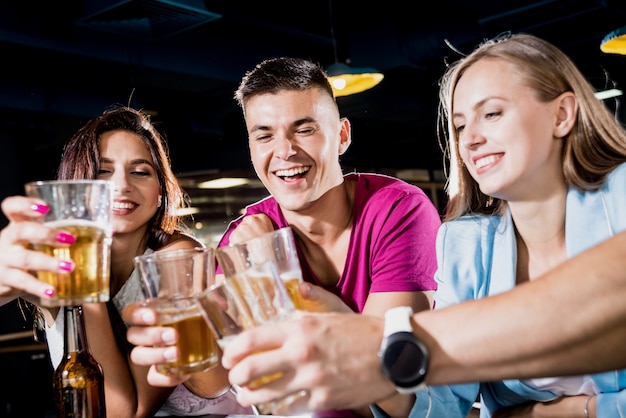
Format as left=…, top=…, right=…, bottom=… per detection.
left=388, top=163, right=626, bottom=418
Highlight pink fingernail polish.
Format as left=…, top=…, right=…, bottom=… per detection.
left=56, top=232, right=77, bottom=244
left=31, top=203, right=50, bottom=214
left=58, top=260, right=74, bottom=272
left=44, top=288, right=55, bottom=298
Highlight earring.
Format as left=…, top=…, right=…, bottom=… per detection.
left=157, top=195, right=162, bottom=208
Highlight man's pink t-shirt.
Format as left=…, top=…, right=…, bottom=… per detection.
left=218, top=172, right=440, bottom=313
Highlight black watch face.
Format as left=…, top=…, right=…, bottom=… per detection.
left=383, top=333, right=427, bottom=386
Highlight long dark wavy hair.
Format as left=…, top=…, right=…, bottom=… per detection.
left=56, top=105, right=191, bottom=247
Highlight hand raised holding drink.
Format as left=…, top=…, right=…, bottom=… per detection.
left=196, top=255, right=305, bottom=415
left=24, top=179, right=113, bottom=307
left=135, top=247, right=220, bottom=377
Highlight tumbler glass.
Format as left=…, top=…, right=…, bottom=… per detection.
left=135, top=247, right=220, bottom=376
left=25, top=179, right=113, bottom=307
left=196, top=259, right=304, bottom=415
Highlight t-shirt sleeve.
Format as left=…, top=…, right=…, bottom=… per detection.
left=366, top=188, right=441, bottom=293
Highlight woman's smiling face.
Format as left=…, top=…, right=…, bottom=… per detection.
left=452, top=58, right=566, bottom=201
left=97, top=130, right=161, bottom=235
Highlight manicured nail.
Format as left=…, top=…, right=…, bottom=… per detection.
left=58, top=260, right=74, bottom=272
left=162, top=329, right=176, bottom=344
left=31, top=203, right=50, bottom=214
left=56, top=232, right=76, bottom=244
left=141, top=310, right=155, bottom=323
left=43, top=288, right=56, bottom=298
left=163, top=346, right=178, bottom=361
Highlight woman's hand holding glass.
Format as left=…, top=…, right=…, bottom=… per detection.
left=123, top=303, right=194, bottom=387
left=0, top=195, right=77, bottom=304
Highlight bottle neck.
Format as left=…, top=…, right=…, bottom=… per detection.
left=63, top=305, right=89, bottom=354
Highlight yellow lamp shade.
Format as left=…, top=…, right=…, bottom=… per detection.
left=326, top=63, right=384, bottom=97
left=601, top=26, right=626, bottom=55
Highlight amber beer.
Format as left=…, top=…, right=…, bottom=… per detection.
left=226, top=268, right=295, bottom=324
left=217, top=227, right=306, bottom=310
left=135, top=247, right=218, bottom=377
left=281, top=275, right=305, bottom=310
left=34, top=220, right=111, bottom=307
left=154, top=303, right=219, bottom=375
left=201, top=263, right=299, bottom=415
left=205, top=283, right=285, bottom=415
left=223, top=269, right=290, bottom=386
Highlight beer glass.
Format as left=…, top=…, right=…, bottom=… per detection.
left=218, top=226, right=305, bottom=309
left=25, top=179, right=113, bottom=307
left=196, top=258, right=304, bottom=415
left=135, top=247, right=220, bottom=376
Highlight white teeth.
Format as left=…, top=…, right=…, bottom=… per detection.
left=113, top=202, right=135, bottom=210
left=475, top=155, right=498, bottom=169
left=275, top=166, right=309, bottom=177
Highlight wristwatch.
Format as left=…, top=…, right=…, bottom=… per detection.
left=378, top=306, right=429, bottom=394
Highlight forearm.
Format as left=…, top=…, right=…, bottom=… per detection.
left=417, top=230, right=626, bottom=385
left=223, top=232, right=626, bottom=412
left=363, top=291, right=431, bottom=417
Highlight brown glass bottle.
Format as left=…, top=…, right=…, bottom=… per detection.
left=53, top=305, right=106, bottom=418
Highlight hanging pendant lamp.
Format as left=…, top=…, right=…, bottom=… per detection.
left=326, top=62, right=384, bottom=97
left=325, top=0, right=383, bottom=97
left=601, top=26, right=626, bottom=55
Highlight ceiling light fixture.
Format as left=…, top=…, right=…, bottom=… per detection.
left=175, top=207, right=200, bottom=217
left=594, top=88, right=623, bottom=101
left=325, top=0, right=383, bottom=97
left=601, top=26, right=626, bottom=55
left=326, top=63, right=384, bottom=97
left=197, top=178, right=251, bottom=189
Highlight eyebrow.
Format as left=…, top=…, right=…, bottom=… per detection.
left=452, top=97, right=491, bottom=119
left=249, top=117, right=317, bottom=134
left=101, top=157, right=154, bottom=166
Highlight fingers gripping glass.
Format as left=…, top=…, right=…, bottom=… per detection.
left=195, top=260, right=306, bottom=415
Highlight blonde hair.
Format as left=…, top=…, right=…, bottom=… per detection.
left=438, top=33, right=626, bottom=221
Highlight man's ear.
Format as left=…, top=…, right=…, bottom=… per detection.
left=338, top=118, right=352, bottom=155
left=554, top=92, right=578, bottom=138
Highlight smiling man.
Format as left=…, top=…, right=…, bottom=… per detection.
left=212, top=57, right=442, bottom=417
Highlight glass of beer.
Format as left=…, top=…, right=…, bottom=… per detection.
left=218, top=227, right=306, bottom=309
left=134, top=247, right=220, bottom=376
left=197, top=257, right=304, bottom=415
left=25, top=179, right=114, bottom=307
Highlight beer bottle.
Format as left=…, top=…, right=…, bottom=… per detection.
left=53, top=305, right=106, bottom=418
